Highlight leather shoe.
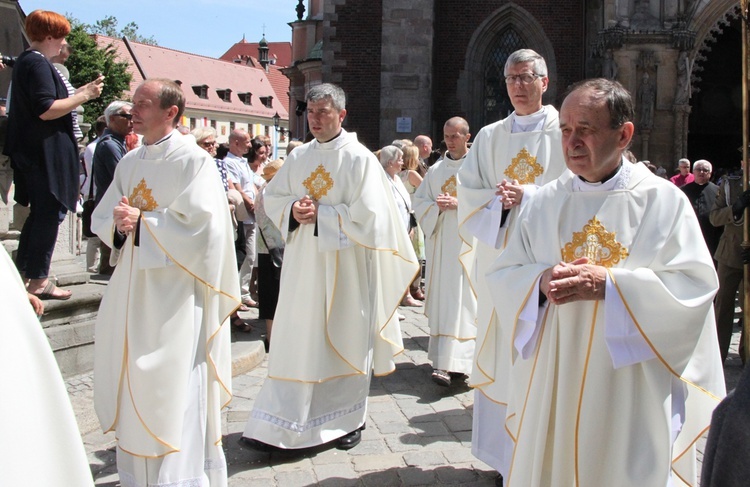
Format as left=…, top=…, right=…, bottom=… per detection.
left=495, top=473, right=504, bottom=486
left=335, top=428, right=362, bottom=450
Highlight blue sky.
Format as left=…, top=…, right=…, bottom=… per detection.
left=20, top=0, right=300, bottom=58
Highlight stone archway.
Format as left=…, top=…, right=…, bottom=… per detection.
left=688, top=4, right=742, bottom=173
left=457, top=4, right=557, bottom=133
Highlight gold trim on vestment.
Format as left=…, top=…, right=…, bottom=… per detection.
left=429, top=332, right=477, bottom=340
left=441, top=175, right=457, bottom=197
left=574, top=301, right=599, bottom=487
left=470, top=308, right=499, bottom=389
left=303, top=164, right=334, bottom=200
left=116, top=442, right=177, bottom=459
left=562, top=217, right=629, bottom=268
left=504, top=147, right=544, bottom=185
left=129, top=178, right=158, bottom=211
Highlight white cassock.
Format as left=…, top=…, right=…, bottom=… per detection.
left=413, top=153, right=477, bottom=374
left=92, top=131, right=240, bottom=487
left=0, top=247, right=95, bottom=487
left=243, top=130, right=418, bottom=448
left=456, top=106, right=566, bottom=474
left=487, top=161, right=725, bottom=486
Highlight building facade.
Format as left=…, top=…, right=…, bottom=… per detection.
left=283, top=0, right=744, bottom=172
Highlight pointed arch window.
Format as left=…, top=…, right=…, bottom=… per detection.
left=483, top=27, right=524, bottom=126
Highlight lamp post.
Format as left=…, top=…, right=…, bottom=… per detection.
left=272, top=112, right=280, bottom=159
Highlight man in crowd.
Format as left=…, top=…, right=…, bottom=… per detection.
left=92, top=100, right=133, bottom=275
left=456, top=48, right=566, bottom=486
left=710, top=161, right=750, bottom=363
left=670, top=157, right=694, bottom=187
left=223, top=128, right=257, bottom=310
left=413, top=117, right=477, bottom=387
left=92, top=79, right=239, bottom=486
left=681, top=159, right=721, bottom=262
left=241, top=83, right=418, bottom=452
left=414, top=134, right=432, bottom=175
left=82, top=115, right=106, bottom=273
left=487, top=78, right=724, bottom=486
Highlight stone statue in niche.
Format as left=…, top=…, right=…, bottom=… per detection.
left=638, top=72, right=655, bottom=129
left=602, top=50, right=618, bottom=80
left=631, top=0, right=661, bottom=30
left=674, top=51, right=693, bottom=105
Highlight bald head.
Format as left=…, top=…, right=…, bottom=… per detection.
left=414, top=135, right=433, bottom=159
left=443, top=117, right=471, bottom=159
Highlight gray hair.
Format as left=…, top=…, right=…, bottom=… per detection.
left=191, top=126, right=216, bottom=143
left=693, top=159, right=712, bottom=173
left=504, top=49, right=548, bottom=77
left=306, top=83, right=346, bottom=111
left=103, top=100, right=133, bottom=125
left=563, top=78, right=634, bottom=129
left=379, top=145, right=402, bottom=170
left=678, top=158, right=691, bottom=168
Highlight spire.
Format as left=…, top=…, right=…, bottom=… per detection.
left=258, top=31, right=270, bottom=72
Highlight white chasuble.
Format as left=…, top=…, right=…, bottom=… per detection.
left=486, top=162, right=725, bottom=486
left=0, top=247, right=94, bottom=487
left=413, top=154, right=477, bottom=374
left=91, top=132, right=240, bottom=471
left=245, top=130, right=419, bottom=448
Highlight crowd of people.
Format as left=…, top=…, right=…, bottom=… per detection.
left=1, top=11, right=746, bottom=486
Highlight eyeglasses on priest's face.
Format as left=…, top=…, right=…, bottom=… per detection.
left=504, top=73, right=544, bottom=85
left=113, top=112, right=133, bottom=120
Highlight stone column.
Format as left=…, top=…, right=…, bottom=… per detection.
left=672, top=104, right=691, bottom=161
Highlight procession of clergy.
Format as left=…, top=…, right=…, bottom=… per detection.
left=12, top=47, right=731, bottom=487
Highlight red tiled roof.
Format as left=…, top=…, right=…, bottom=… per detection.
left=220, top=40, right=292, bottom=68
left=93, top=35, right=288, bottom=119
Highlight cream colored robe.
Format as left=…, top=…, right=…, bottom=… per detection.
left=92, top=133, right=240, bottom=474
left=456, top=106, right=566, bottom=473
left=0, top=247, right=94, bottom=487
left=244, top=130, right=418, bottom=448
left=413, top=154, right=477, bottom=374
left=487, top=162, right=725, bottom=486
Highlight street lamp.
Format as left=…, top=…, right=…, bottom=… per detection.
left=272, top=112, right=280, bottom=159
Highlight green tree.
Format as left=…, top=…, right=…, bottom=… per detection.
left=65, top=18, right=133, bottom=137
left=86, top=15, right=158, bottom=45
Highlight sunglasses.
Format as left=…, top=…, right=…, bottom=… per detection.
left=113, top=112, right=133, bottom=120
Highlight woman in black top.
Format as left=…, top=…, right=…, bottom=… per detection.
left=3, top=10, right=103, bottom=299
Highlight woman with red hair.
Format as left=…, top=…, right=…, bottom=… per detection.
left=3, top=10, right=103, bottom=300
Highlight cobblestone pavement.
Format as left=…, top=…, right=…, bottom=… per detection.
left=80, top=303, right=745, bottom=486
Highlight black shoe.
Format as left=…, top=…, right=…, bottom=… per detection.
left=495, top=473, right=504, bottom=486
left=239, top=436, right=278, bottom=452
left=335, top=428, right=362, bottom=450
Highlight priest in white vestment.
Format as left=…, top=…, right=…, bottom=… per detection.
left=487, top=78, right=725, bottom=486
left=0, top=246, right=95, bottom=487
left=456, top=49, right=566, bottom=482
left=413, top=117, right=477, bottom=387
left=241, top=83, right=418, bottom=451
left=92, top=79, right=240, bottom=487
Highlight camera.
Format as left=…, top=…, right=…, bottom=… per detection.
left=1, top=55, right=17, bottom=67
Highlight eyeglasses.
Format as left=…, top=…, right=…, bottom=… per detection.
left=113, top=112, right=132, bottom=120
left=695, top=168, right=711, bottom=173
left=200, top=140, right=217, bottom=147
left=504, top=73, right=544, bottom=85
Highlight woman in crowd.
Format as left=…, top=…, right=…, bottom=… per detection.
left=400, top=145, right=425, bottom=301
left=380, top=145, right=422, bottom=307
left=255, top=159, right=285, bottom=352
left=3, top=10, right=103, bottom=300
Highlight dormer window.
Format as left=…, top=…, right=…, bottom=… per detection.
left=238, top=92, right=252, bottom=106
left=192, top=84, right=208, bottom=99
left=216, top=88, right=232, bottom=102
left=260, top=95, right=273, bottom=109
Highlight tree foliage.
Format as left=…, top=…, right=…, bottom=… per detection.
left=84, top=15, right=158, bottom=46
left=65, top=18, right=133, bottom=137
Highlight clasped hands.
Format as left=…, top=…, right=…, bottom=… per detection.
left=113, top=196, right=140, bottom=234
left=539, top=257, right=607, bottom=305
left=496, top=179, right=523, bottom=209
left=292, top=195, right=318, bottom=225
left=436, top=193, right=457, bottom=212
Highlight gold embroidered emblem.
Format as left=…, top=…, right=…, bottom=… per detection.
left=561, top=217, right=629, bottom=268
left=504, top=147, right=544, bottom=185
left=441, top=175, right=457, bottom=197
left=128, top=178, right=158, bottom=211
left=303, top=164, right=334, bottom=200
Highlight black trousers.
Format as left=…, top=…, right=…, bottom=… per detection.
left=15, top=167, right=67, bottom=279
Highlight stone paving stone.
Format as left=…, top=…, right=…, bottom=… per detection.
left=434, top=464, right=481, bottom=484
left=442, top=447, right=479, bottom=464
left=375, top=421, right=417, bottom=435
left=412, top=420, right=451, bottom=437
left=397, top=466, right=438, bottom=486
left=346, top=438, right=390, bottom=456
left=443, top=413, right=473, bottom=432
left=273, top=469, right=315, bottom=485
left=430, top=396, right=466, bottom=413
left=421, top=437, right=464, bottom=451
left=310, top=448, right=352, bottom=466
left=351, top=452, right=406, bottom=472
left=403, top=449, right=446, bottom=467
left=384, top=434, right=422, bottom=452
left=313, top=463, right=360, bottom=486
left=360, top=468, right=401, bottom=486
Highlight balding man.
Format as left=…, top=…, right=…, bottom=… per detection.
left=92, top=79, right=239, bottom=486
left=456, top=48, right=566, bottom=485
left=413, top=117, right=477, bottom=387
left=487, top=78, right=724, bottom=486
left=414, top=134, right=432, bottom=175
left=681, top=159, right=721, bottom=261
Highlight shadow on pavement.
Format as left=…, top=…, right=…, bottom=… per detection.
left=299, top=464, right=497, bottom=486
